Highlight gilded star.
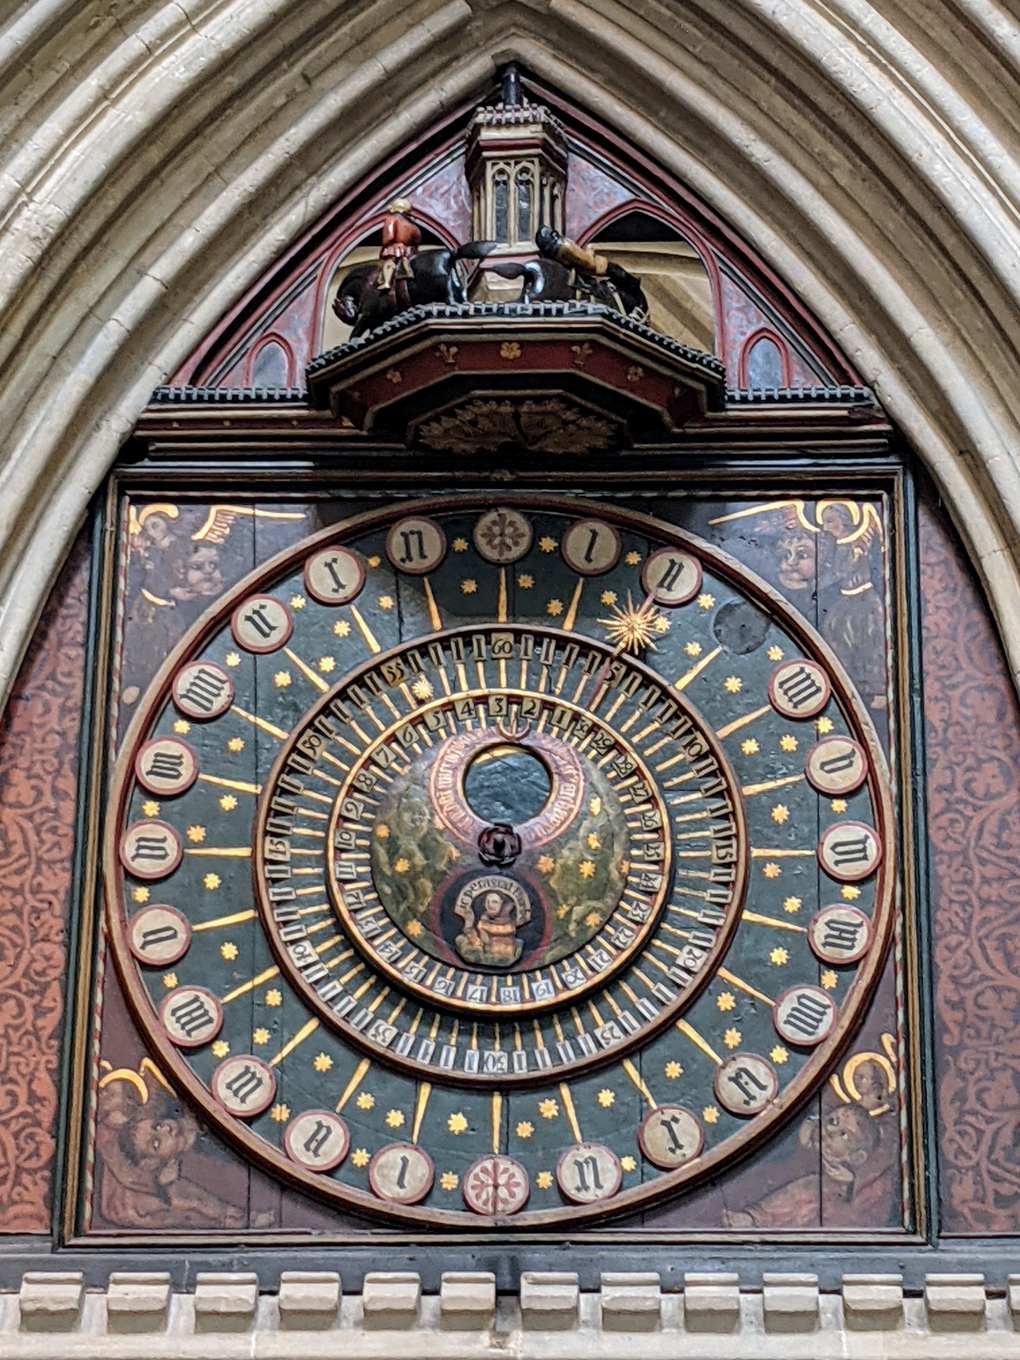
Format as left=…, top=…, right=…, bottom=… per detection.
left=274, top=671, right=291, bottom=688
left=412, top=675, right=433, bottom=699
left=227, top=736, right=245, bottom=752
left=220, top=941, right=238, bottom=961
left=702, top=1106, right=719, bottom=1124
left=589, top=797, right=601, bottom=815
left=685, top=641, right=702, bottom=657
left=620, top=1156, right=637, bottom=1172
left=816, top=716, right=834, bottom=733
left=367, top=555, right=381, bottom=568
left=356, top=1092, right=375, bottom=1110
left=771, top=804, right=790, bottom=824
left=584, top=910, right=601, bottom=928
left=546, top=599, right=563, bottom=616
left=290, top=595, right=306, bottom=610
left=821, top=969, right=839, bottom=990
left=625, top=551, right=641, bottom=566
left=351, top=1148, right=370, bottom=1167
left=841, top=884, right=862, bottom=900
left=333, top=620, right=351, bottom=637
left=385, top=1109, right=405, bottom=1129
left=394, top=857, right=410, bottom=874
left=579, top=859, right=596, bottom=879
left=537, top=854, right=554, bottom=874
left=783, top=896, right=802, bottom=914
left=375, top=824, right=389, bottom=839
left=697, top=593, right=715, bottom=609
left=141, top=800, right=160, bottom=817
left=452, top=538, right=468, bottom=552
left=538, top=1098, right=559, bottom=1119
left=447, top=1112, right=468, bottom=1134
left=770, top=1045, right=789, bottom=1064
left=270, top=1104, right=290, bottom=1122
left=265, top=988, right=282, bottom=1007
left=187, top=825, right=206, bottom=843
left=162, top=972, right=177, bottom=989
left=598, top=591, right=666, bottom=653
left=461, top=579, right=477, bottom=594
left=741, top=738, right=759, bottom=755
left=132, top=886, right=150, bottom=903
left=253, top=1027, right=270, bottom=1045
left=516, top=1121, right=534, bottom=1139
left=724, top=675, right=742, bottom=693
left=762, top=862, right=781, bottom=879
left=219, top=794, right=238, bottom=811
left=172, top=719, right=190, bottom=734
left=831, top=798, right=848, bottom=813
left=319, top=656, right=335, bottom=673
left=517, top=573, right=534, bottom=588
left=664, top=1061, right=683, bottom=1079
left=587, top=832, right=600, bottom=849
left=378, top=595, right=394, bottom=610
left=225, top=651, right=241, bottom=667
left=716, top=991, right=736, bottom=1011
left=211, top=1040, right=229, bottom=1058
left=769, top=946, right=789, bottom=965
left=723, top=1028, right=742, bottom=1049
left=406, top=919, right=423, bottom=937
left=767, top=645, right=784, bottom=661
left=313, top=1053, right=333, bottom=1073
left=539, top=537, right=558, bottom=552
left=597, top=1088, right=615, bottom=1108
left=440, top=1172, right=459, bottom=1191
left=600, top=590, right=617, bottom=606
left=203, top=873, right=221, bottom=890
left=536, top=1171, right=554, bottom=1189
left=779, top=734, right=798, bottom=752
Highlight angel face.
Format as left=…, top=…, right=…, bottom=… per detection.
left=777, top=530, right=816, bottom=591
left=185, top=545, right=223, bottom=596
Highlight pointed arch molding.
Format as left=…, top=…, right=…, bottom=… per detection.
left=1, top=0, right=1020, bottom=703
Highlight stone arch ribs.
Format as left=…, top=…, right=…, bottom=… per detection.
left=3, top=0, right=1020, bottom=703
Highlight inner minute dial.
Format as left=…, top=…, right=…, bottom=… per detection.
left=255, top=625, right=746, bottom=1084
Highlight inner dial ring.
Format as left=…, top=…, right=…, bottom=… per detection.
left=255, top=624, right=748, bottom=1086
left=329, top=688, right=669, bottom=1016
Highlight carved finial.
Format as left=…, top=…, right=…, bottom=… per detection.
left=501, top=63, right=521, bottom=107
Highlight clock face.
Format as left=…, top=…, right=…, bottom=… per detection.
left=105, top=495, right=894, bottom=1226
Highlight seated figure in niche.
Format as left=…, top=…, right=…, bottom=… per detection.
left=455, top=888, right=530, bottom=967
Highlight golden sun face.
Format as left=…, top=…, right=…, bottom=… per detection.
left=598, top=591, right=666, bottom=653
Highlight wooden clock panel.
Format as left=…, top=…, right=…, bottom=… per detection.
left=103, top=494, right=895, bottom=1228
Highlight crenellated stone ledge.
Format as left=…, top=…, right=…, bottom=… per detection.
left=0, top=1269, right=1016, bottom=1355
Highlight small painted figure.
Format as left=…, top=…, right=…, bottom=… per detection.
left=454, top=886, right=530, bottom=967
left=332, top=200, right=496, bottom=338
left=490, top=224, right=649, bottom=318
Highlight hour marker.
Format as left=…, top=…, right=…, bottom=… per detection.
left=230, top=595, right=294, bottom=654
left=368, top=1142, right=434, bottom=1204
left=641, top=547, right=702, bottom=606
left=555, top=1142, right=622, bottom=1204
left=808, top=905, right=873, bottom=964
left=283, top=1109, right=350, bottom=1171
left=160, top=986, right=223, bottom=1048
left=172, top=661, right=234, bottom=720
left=462, top=1154, right=530, bottom=1215
left=304, top=546, right=365, bottom=605
left=211, top=1054, right=276, bottom=1117
left=804, top=736, right=869, bottom=796
left=134, top=737, right=198, bottom=797
left=817, top=821, right=883, bottom=881
left=773, top=984, right=838, bottom=1047
left=767, top=659, right=831, bottom=719
left=128, top=905, right=191, bottom=966
left=386, top=516, right=446, bottom=574
left=119, top=820, right=183, bottom=880
left=713, top=1053, right=778, bottom=1116
left=637, top=1105, right=703, bottom=1169
left=561, top=519, right=621, bottom=575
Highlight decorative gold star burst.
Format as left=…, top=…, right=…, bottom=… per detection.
left=723, top=1028, right=742, bottom=1049
left=841, top=884, right=862, bottom=900
left=620, top=1156, right=637, bottom=1171
left=702, top=1105, right=719, bottom=1124
left=664, top=1060, right=683, bottom=1079
left=440, top=1172, right=459, bottom=1191
left=598, top=591, right=666, bottom=653
left=536, top=1171, right=554, bottom=1189
left=447, top=1112, right=468, bottom=1134
left=516, top=1121, right=534, bottom=1139
left=351, top=1148, right=369, bottom=1167
left=597, top=1088, right=615, bottom=1108
left=770, top=1045, right=789, bottom=1064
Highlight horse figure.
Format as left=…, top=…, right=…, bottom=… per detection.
left=333, top=241, right=497, bottom=338
left=488, top=224, right=649, bottom=319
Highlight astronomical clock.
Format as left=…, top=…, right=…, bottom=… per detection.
left=103, top=493, right=895, bottom=1227
left=59, top=67, right=916, bottom=1244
